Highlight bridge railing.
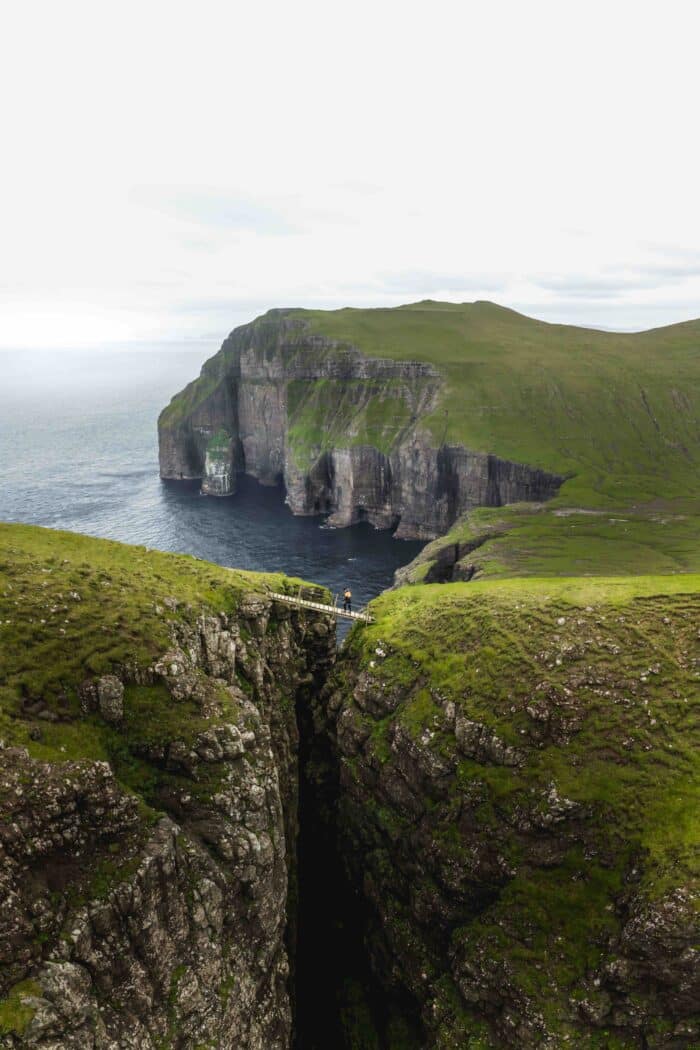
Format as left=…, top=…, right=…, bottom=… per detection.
left=269, top=591, right=374, bottom=623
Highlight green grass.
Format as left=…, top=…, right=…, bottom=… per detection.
left=401, top=499, right=700, bottom=583
left=349, top=573, right=700, bottom=901
left=159, top=369, right=222, bottom=428
left=207, top=428, right=232, bottom=456
left=287, top=378, right=417, bottom=471
left=450, top=849, right=629, bottom=1040
left=0, top=522, right=332, bottom=1006
left=160, top=300, right=700, bottom=576
left=159, top=336, right=241, bottom=429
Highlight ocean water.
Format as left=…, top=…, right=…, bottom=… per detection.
left=0, top=349, right=423, bottom=623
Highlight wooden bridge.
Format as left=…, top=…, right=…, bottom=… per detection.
left=270, top=591, right=374, bottom=623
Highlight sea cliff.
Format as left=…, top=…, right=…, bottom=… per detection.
left=159, top=299, right=700, bottom=542
left=5, top=299, right=700, bottom=1048
left=158, top=311, right=563, bottom=539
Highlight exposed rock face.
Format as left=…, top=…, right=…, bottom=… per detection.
left=0, top=599, right=335, bottom=1048
left=158, top=313, right=563, bottom=539
left=393, top=527, right=498, bottom=586
left=320, top=588, right=700, bottom=1048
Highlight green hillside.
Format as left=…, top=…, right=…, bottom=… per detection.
left=338, top=574, right=700, bottom=1046
left=360, top=570, right=700, bottom=904
left=297, top=301, right=700, bottom=508
left=159, top=300, right=699, bottom=577
left=399, top=500, right=700, bottom=584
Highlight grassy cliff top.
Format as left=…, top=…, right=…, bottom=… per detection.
left=296, top=300, right=700, bottom=507
left=160, top=299, right=699, bottom=509
left=0, top=522, right=322, bottom=771
left=158, top=300, right=699, bottom=576
left=401, top=500, right=700, bottom=584
left=354, top=571, right=700, bottom=897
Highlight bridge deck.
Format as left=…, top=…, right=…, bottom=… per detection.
left=269, top=592, right=374, bottom=623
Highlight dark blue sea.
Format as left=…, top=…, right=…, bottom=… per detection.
left=0, top=349, right=422, bottom=627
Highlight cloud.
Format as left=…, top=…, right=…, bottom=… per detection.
left=636, top=260, right=700, bottom=280
left=534, top=258, right=700, bottom=300
left=376, top=270, right=509, bottom=296
left=534, top=276, right=641, bottom=299
left=515, top=297, right=700, bottom=332
left=130, top=186, right=302, bottom=237
left=172, top=295, right=278, bottom=316
left=4, top=1, right=700, bottom=346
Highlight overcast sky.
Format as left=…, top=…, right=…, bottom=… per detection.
left=2, top=0, right=699, bottom=349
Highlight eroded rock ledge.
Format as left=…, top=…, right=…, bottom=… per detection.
left=0, top=588, right=335, bottom=1048
left=158, top=313, right=563, bottom=539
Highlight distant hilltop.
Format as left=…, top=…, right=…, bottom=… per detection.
left=158, top=300, right=700, bottom=550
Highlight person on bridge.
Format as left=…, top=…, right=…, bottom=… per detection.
left=343, top=587, right=352, bottom=613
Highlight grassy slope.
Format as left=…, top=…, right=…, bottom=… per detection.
left=286, top=378, right=417, bottom=472
left=0, top=522, right=317, bottom=779
left=402, top=501, right=700, bottom=583
left=359, top=574, right=700, bottom=898
left=295, top=299, right=700, bottom=580
left=0, top=523, right=331, bottom=1039
left=346, top=575, right=700, bottom=1044
left=159, top=340, right=238, bottom=429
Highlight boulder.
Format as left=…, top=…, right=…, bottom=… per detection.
left=96, top=675, right=124, bottom=723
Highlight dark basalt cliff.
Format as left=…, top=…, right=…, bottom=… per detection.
left=158, top=313, right=563, bottom=539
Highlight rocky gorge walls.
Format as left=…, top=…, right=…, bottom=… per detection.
left=2, top=525, right=698, bottom=1049
left=0, top=525, right=335, bottom=1049
left=158, top=312, right=563, bottom=540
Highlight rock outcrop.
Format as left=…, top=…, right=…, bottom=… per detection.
left=158, top=312, right=563, bottom=539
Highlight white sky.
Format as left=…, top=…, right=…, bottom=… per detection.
left=2, top=0, right=700, bottom=348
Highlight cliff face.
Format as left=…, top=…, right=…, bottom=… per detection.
left=322, top=580, right=700, bottom=1048
left=0, top=526, right=335, bottom=1048
left=158, top=313, right=563, bottom=539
